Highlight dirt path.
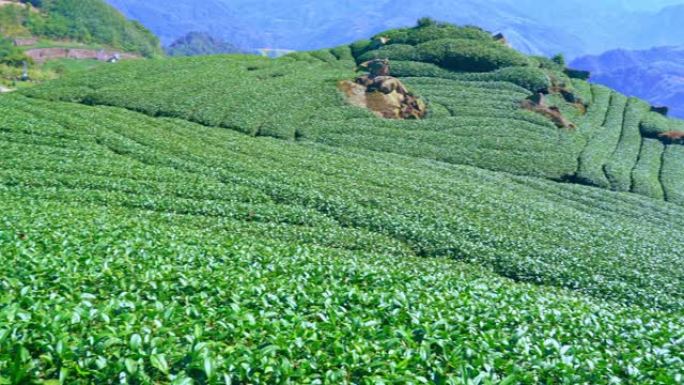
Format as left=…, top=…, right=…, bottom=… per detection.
left=25, top=48, right=140, bottom=63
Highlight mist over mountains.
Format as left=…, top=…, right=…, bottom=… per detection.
left=106, top=0, right=684, bottom=58
left=572, top=45, right=684, bottom=118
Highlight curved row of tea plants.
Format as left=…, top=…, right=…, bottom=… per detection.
left=1, top=94, right=684, bottom=383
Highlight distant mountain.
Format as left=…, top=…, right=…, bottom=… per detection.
left=105, top=0, right=684, bottom=58
left=166, top=32, right=245, bottom=57
left=104, top=0, right=264, bottom=49
left=572, top=46, right=684, bottom=118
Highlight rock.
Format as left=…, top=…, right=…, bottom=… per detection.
left=658, top=130, right=684, bottom=143
left=521, top=93, right=576, bottom=129
left=357, top=59, right=390, bottom=78
left=493, top=33, right=509, bottom=46
left=340, top=64, right=427, bottom=120
left=0, top=86, right=15, bottom=93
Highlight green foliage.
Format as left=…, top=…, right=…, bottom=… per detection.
left=166, top=32, right=244, bottom=57
left=416, top=16, right=438, bottom=28
left=329, top=45, right=354, bottom=62
left=0, top=3, right=30, bottom=36
left=390, top=61, right=550, bottom=93
left=416, top=38, right=530, bottom=72
left=1, top=94, right=684, bottom=383
left=604, top=98, right=650, bottom=191
left=349, top=39, right=372, bottom=58
left=0, top=36, right=28, bottom=66
left=19, top=0, right=162, bottom=57
left=4, top=21, right=684, bottom=382
left=357, top=44, right=420, bottom=63
left=376, top=23, right=493, bottom=46
left=576, top=92, right=628, bottom=188
left=551, top=53, right=566, bottom=67
left=530, top=55, right=564, bottom=71
left=564, top=68, right=591, bottom=80
left=640, top=111, right=684, bottom=138
left=631, top=138, right=666, bottom=200
left=661, top=144, right=684, bottom=204
left=309, top=48, right=345, bottom=64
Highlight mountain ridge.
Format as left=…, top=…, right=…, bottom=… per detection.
left=572, top=45, right=684, bottom=118
left=105, top=0, right=684, bottom=58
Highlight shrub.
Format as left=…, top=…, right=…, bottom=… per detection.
left=639, top=111, right=684, bottom=139
left=531, top=56, right=564, bottom=71
left=417, top=38, right=530, bottom=72
left=564, top=68, right=591, bottom=80
left=376, top=24, right=492, bottom=47
left=0, top=37, right=28, bottom=66
left=552, top=53, right=566, bottom=67
left=357, top=44, right=420, bottom=63
left=330, top=45, right=354, bottom=62
left=474, top=66, right=550, bottom=93
left=417, top=17, right=438, bottom=28
left=350, top=39, right=372, bottom=59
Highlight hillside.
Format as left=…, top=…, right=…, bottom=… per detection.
left=24, top=21, right=684, bottom=204
left=106, top=0, right=684, bottom=57
left=166, top=32, right=245, bottom=57
left=2, top=21, right=684, bottom=383
left=0, top=0, right=162, bottom=57
left=572, top=46, right=684, bottom=119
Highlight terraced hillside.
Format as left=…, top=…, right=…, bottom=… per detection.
left=2, top=22, right=684, bottom=384
left=24, top=22, right=684, bottom=204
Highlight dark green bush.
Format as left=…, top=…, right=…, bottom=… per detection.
left=475, top=67, right=550, bottom=93
left=350, top=39, right=372, bottom=59
left=530, top=56, right=564, bottom=71
left=376, top=24, right=492, bottom=46
left=357, top=44, right=420, bottom=63
left=417, top=38, right=530, bottom=72
left=0, top=36, right=28, bottom=66
left=390, top=61, right=549, bottom=93
left=390, top=60, right=453, bottom=77
left=564, top=68, right=591, bottom=80
left=330, top=45, right=354, bottom=62
left=640, top=111, right=684, bottom=138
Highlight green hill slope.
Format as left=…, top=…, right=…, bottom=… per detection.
left=2, top=93, right=684, bottom=383
left=24, top=22, right=684, bottom=205
left=2, top=22, right=684, bottom=384
left=0, top=0, right=162, bottom=57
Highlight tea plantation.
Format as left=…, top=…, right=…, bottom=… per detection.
left=2, top=21, right=684, bottom=384
left=23, top=22, right=684, bottom=203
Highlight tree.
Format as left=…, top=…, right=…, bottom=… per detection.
left=552, top=53, right=566, bottom=67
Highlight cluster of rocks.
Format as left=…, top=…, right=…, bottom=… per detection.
left=339, top=59, right=427, bottom=120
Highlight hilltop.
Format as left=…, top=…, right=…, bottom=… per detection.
left=1, top=21, right=684, bottom=384
left=166, top=32, right=245, bottom=57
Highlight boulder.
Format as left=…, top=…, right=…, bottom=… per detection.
left=521, top=92, right=576, bottom=129
left=658, top=131, right=684, bottom=144
left=340, top=59, right=426, bottom=119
